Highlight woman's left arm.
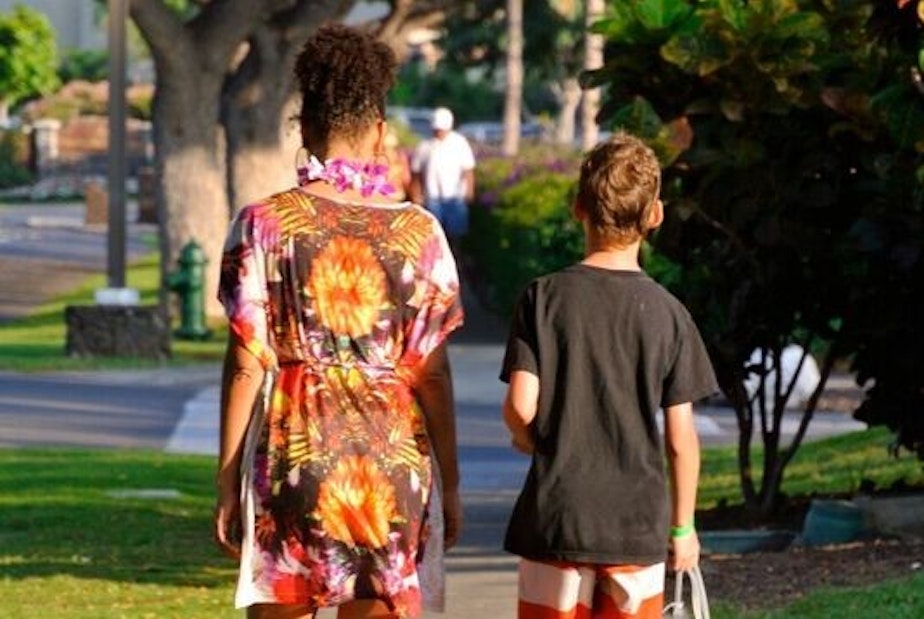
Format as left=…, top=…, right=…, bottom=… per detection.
left=415, top=342, right=462, bottom=548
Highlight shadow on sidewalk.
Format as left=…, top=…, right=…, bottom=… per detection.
left=453, top=251, right=508, bottom=345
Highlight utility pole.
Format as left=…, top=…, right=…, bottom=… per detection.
left=106, top=0, right=127, bottom=291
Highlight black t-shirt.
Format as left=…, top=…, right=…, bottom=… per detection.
left=500, top=264, right=717, bottom=564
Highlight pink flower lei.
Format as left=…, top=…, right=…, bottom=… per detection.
left=298, top=154, right=395, bottom=198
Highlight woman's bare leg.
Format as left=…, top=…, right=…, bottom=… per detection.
left=247, top=603, right=315, bottom=619
left=337, top=600, right=397, bottom=618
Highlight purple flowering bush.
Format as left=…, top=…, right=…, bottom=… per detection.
left=464, top=146, right=583, bottom=318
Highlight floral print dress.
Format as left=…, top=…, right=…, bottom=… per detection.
left=218, top=189, right=463, bottom=616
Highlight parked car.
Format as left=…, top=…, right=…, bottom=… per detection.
left=457, top=120, right=544, bottom=144
left=386, top=106, right=434, bottom=139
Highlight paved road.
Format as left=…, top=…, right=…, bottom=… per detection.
left=0, top=202, right=152, bottom=266
left=0, top=202, right=154, bottom=322
left=0, top=368, right=210, bottom=450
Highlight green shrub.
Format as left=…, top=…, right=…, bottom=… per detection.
left=57, top=48, right=108, bottom=83
left=128, top=90, right=153, bottom=121
left=466, top=146, right=685, bottom=322
left=0, top=129, right=33, bottom=189
left=466, top=158, right=583, bottom=317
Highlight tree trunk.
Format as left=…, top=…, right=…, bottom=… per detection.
left=130, top=0, right=269, bottom=318
left=153, top=68, right=229, bottom=318
left=0, top=100, right=9, bottom=127
left=222, top=29, right=300, bottom=211
left=502, top=0, right=523, bottom=157
left=554, top=77, right=581, bottom=146
left=222, top=2, right=355, bottom=211
left=580, top=0, right=604, bottom=151
left=225, top=104, right=299, bottom=211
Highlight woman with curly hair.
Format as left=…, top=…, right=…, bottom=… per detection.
left=214, top=23, right=464, bottom=619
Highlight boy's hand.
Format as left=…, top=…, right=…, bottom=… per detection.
left=669, top=531, right=700, bottom=572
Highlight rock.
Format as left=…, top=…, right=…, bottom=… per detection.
left=744, top=344, right=821, bottom=411
left=64, top=304, right=171, bottom=360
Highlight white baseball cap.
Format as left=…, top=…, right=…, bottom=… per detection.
left=431, top=107, right=454, bottom=131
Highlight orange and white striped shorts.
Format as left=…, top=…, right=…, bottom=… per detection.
left=517, top=558, right=665, bottom=619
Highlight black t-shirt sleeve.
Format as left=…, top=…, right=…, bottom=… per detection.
left=661, top=312, right=718, bottom=407
left=500, top=282, right=539, bottom=383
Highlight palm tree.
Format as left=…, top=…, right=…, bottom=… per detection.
left=580, top=0, right=603, bottom=151
left=502, top=0, right=523, bottom=156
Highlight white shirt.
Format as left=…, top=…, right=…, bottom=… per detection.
left=411, top=131, right=476, bottom=201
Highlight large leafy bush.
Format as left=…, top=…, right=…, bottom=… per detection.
left=587, top=0, right=924, bottom=513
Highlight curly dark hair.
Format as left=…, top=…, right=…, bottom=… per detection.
left=294, top=23, right=397, bottom=153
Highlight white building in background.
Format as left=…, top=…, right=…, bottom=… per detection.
left=0, top=0, right=104, bottom=50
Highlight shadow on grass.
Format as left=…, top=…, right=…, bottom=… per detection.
left=1, top=502, right=235, bottom=588
left=0, top=342, right=171, bottom=371
left=0, top=450, right=231, bottom=587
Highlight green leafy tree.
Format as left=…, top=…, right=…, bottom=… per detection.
left=588, top=0, right=922, bottom=516
left=438, top=0, right=586, bottom=138
left=0, top=5, right=60, bottom=125
left=849, top=0, right=924, bottom=459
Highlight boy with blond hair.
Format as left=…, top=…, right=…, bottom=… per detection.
left=500, top=132, right=717, bottom=618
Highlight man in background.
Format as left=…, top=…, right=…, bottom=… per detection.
left=410, top=106, right=476, bottom=246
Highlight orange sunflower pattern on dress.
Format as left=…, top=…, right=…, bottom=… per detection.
left=218, top=189, right=463, bottom=617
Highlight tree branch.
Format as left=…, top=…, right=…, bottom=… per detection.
left=129, top=0, right=191, bottom=67
left=190, top=0, right=273, bottom=67
left=268, top=0, right=356, bottom=41
left=374, top=0, right=454, bottom=60
left=781, top=338, right=840, bottom=471
left=378, top=0, right=416, bottom=40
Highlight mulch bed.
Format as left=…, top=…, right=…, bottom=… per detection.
left=691, top=494, right=924, bottom=610
left=699, top=537, right=924, bottom=610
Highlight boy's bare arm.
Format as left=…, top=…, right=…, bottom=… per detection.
left=503, top=370, right=539, bottom=454
left=664, top=402, right=701, bottom=571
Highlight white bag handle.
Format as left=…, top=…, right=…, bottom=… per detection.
left=663, top=566, right=711, bottom=619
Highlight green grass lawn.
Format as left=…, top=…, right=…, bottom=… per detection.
left=0, top=252, right=227, bottom=372
left=0, top=450, right=237, bottom=618
left=1, top=431, right=922, bottom=618
left=699, top=426, right=924, bottom=509
left=715, top=577, right=924, bottom=619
